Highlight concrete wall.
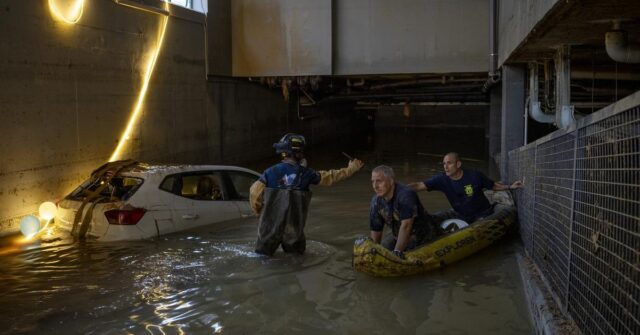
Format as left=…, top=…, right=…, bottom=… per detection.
left=0, top=0, right=357, bottom=235
left=231, top=0, right=332, bottom=76
left=498, top=0, right=559, bottom=66
left=227, top=0, right=489, bottom=76
left=374, top=104, right=488, bottom=159
left=0, top=0, right=211, bottom=234
left=334, top=0, right=489, bottom=75
left=208, top=80, right=358, bottom=165
left=207, top=0, right=231, bottom=76
left=207, top=78, right=289, bottom=163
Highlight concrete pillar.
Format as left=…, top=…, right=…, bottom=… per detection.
left=488, top=85, right=502, bottom=181
left=500, top=65, right=526, bottom=180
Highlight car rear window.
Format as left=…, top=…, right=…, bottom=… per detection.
left=68, top=176, right=143, bottom=201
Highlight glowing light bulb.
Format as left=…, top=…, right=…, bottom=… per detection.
left=48, top=0, right=85, bottom=24
left=39, top=202, right=58, bottom=221
left=19, top=215, right=41, bottom=238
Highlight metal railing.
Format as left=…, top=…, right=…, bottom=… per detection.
left=508, top=92, right=640, bottom=335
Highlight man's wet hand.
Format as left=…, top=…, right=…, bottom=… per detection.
left=393, top=249, right=405, bottom=259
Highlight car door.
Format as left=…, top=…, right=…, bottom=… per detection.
left=222, top=170, right=260, bottom=218
left=152, top=175, right=182, bottom=235
left=169, top=171, right=242, bottom=231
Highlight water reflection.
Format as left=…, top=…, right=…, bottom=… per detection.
left=0, top=149, right=532, bottom=334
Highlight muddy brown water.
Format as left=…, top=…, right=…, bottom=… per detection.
left=0, top=144, right=533, bottom=334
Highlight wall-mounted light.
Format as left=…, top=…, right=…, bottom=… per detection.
left=48, top=0, right=85, bottom=24
left=19, top=215, right=40, bottom=239
left=18, top=201, right=58, bottom=241
left=39, top=202, right=58, bottom=221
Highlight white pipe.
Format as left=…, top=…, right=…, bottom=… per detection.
left=555, top=46, right=575, bottom=128
left=605, top=30, right=640, bottom=63
left=524, top=99, right=529, bottom=144
left=559, top=105, right=576, bottom=129
left=489, top=0, right=498, bottom=77
left=528, top=63, right=554, bottom=123
left=530, top=100, right=554, bottom=123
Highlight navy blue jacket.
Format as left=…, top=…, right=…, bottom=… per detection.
left=369, top=183, right=431, bottom=238
left=260, top=161, right=321, bottom=191
left=424, top=169, right=494, bottom=222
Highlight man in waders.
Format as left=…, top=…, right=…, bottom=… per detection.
left=249, top=133, right=364, bottom=256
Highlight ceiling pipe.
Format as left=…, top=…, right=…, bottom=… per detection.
left=528, top=62, right=554, bottom=123
left=482, top=0, right=500, bottom=93
left=369, top=77, right=482, bottom=90
left=555, top=45, right=577, bottom=128
left=488, top=0, right=498, bottom=78
left=571, top=70, right=640, bottom=81
left=605, top=20, right=640, bottom=64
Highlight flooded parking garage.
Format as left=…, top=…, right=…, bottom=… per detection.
left=0, top=141, right=533, bottom=334
left=4, top=1, right=637, bottom=334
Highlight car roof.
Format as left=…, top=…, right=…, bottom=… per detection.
left=118, top=163, right=260, bottom=178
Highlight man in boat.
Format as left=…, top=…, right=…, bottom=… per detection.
left=250, top=133, right=364, bottom=256
left=408, top=152, right=523, bottom=224
left=369, top=165, right=439, bottom=259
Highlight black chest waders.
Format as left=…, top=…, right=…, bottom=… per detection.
left=255, top=187, right=312, bottom=256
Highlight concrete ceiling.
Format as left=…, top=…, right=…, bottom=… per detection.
left=507, top=0, right=640, bottom=63
left=504, top=0, right=640, bottom=111
left=248, top=0, right=640, bottom=109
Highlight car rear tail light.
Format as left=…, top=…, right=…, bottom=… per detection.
left=104, top=208, right=146, bottom=225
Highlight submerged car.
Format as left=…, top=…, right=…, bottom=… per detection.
left=55, top=161, right=260, bottom=241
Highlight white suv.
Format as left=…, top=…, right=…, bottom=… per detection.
left=55, top=162, right=260, bottom=241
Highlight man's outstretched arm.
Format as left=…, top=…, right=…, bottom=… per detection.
left=408, top=182, right=427, bottom=192
left=492, top=180, right=523, bottom=191
left=317, top=159, right=364, bottom=186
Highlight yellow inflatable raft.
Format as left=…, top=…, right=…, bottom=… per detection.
left=353, top=204, right=517, bottom=277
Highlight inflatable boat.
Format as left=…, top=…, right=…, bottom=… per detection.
left=353, top=192, right=517, bottom=277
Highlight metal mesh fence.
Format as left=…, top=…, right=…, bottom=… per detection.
left=509, top=145, right=536, bottom=256
left=509, top=103, right=640, bottom=335
left=570, top=107, right=640, bottom=335
left=533, top=133, right=575, bottom=306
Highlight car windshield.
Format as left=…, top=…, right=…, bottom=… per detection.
left=68, top=176, right=143, bottom=201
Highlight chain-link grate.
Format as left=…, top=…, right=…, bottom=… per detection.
left=508, top=102, right=640, bottom=335
left=569, top=107, right=640, bottom=335
left=533, top=133, right=576, bottom=305
left=509, top=145, right=537, bottom=256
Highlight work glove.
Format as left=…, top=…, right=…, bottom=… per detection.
left=318, top=158, right=364, bottom=186
left=347, top=159, right=364, bottom=174
left=249, top=180, right=266, bottom=215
